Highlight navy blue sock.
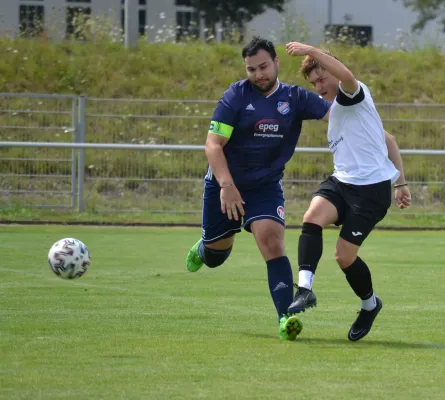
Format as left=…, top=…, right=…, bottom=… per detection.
left=266, top=256, right=294, bottom=319
left=198, top=241, right=232, bottom=268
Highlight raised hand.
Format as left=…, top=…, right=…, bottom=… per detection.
left=285, top=41, right=314, bottom=57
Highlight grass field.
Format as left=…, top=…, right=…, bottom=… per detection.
left=1, top=226, right=444, bottom=400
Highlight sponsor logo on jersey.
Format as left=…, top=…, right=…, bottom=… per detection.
left=254, top=119, right=279, bottom=133
left=277, top=102, right=290, bottom=115
left=328, top=136, right=344, bottom=150
left=253, top=119, right=283, bottom=138
left=328, top=136, right=344, bottom=154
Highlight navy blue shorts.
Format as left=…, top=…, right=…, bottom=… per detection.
left=201, top=180, right=285, bottom=244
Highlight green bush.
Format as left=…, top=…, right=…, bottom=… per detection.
left=1, top=37, right=444, bottom=101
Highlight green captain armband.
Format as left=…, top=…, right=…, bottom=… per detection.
left=208, top=121, right=234, bottom=138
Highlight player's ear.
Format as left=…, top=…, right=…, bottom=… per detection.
left=275, top=56, right=279, bottom=67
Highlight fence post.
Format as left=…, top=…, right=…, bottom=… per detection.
left=71, top=98, right=78, bottom=209
left=77, top=95, right=86, bottom=212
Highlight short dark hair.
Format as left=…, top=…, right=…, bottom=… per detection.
left=242, top=36, right=277, bottom=60
left=301, top=50, right=339, bottom=80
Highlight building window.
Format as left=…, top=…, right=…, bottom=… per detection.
left=66, top=6, right=92, bottom=39
left=325, top=24, right=373, bottom=47
left=121, top=0, right=147, bottom=5
left=138, top=10, right=146, bottom=35
left=175, top=0, right=192, bottom=5
left=121, top=3, right=147, bottom=36
left=176, top=11, right=199, bottom=40
left=19, top=4, right=45, bottom=38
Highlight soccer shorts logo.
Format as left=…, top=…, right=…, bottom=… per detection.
left=277, top=206, right=285, bottom=220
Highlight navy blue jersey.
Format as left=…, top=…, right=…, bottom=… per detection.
left=206, top=79, right=331, bottom=189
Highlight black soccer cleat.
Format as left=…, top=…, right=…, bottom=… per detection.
left=348, top=297, right=383, bottom=342
left=287, top=286, right=317, bottom=314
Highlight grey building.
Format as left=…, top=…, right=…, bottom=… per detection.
left=1, top=0, right=444, bottom=47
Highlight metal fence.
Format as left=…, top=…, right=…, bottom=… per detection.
left=0, top=93, right=79, bottom=208
left=1, top=93, right=445, bottom=220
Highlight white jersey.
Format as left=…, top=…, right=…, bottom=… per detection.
left=327, top=81, right=400, bottom=185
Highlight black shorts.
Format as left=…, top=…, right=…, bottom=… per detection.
left=314, top=176, right=392, bottom=245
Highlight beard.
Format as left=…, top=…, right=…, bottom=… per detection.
left=253, top=80, right=276, bottom=93
left=251, top=72, right=278, bottom=94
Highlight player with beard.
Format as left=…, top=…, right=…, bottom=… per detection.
left=185, top=36, right=331, bottom=340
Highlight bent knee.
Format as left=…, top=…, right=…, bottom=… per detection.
left=266, top=235, right=285, bottom=254
left=334, top=248, right=356, bottom=269
left=303, top=208, right=318, bottom=224
left=202, top=245, right=232, bottom=268
left=303, top=208, right=332, bottom=227
left=258, top=234, right=285, bottom=257
left=303, top=197, right=338, bottom=227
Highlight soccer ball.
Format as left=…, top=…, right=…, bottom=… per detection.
left=48, top=238, right=91, bottom=279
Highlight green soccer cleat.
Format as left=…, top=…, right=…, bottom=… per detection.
left=279, top=315, right=303, bottom=341
left=186, top=239, right=204, bottom=272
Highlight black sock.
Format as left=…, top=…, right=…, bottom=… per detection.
left=198, top=242, right=232, bottom=268
left=342, top=257, right=373, bottom=300
left=298, top=222, right=323, bottom=275
left=266, top=256, right=294, bottom=319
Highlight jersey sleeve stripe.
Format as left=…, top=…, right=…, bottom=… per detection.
left=338, top=82, right=362, bottom=98
left=208, top=121, right=234, bottom=138
left=336, top=85, right=365, bottom=106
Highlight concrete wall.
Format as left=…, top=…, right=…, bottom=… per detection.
left=1, top=0, right=444, bottom=47
left=247, top=0, right=445, bottom=47
left=0, top=0, right=20, bottom=37
left=145, top=0, right=176, bottom=42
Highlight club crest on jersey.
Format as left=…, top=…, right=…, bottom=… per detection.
left=277, top=206, right=285, bottom=220
left=277, top=102, right=290, bottom=115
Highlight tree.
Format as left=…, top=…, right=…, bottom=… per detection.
left=190, top=0, right=286, bottom=36
left=395, top=0, right=445, bottom=32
